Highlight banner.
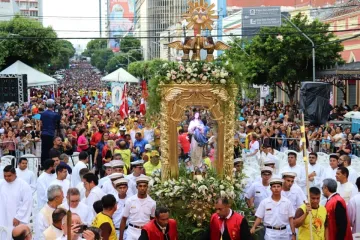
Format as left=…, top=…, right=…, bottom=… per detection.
left=111, top=82, right=124, bottom=106
left=108, top=0, right=135, bottom=52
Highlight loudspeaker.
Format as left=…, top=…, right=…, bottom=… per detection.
left=300, top=82, right=333, bottom=125
left=0, top=74, right=28, bottom=104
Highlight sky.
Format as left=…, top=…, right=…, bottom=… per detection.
left=42, top=0, right=101, bottom=51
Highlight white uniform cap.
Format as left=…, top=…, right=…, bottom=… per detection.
left=145, top=144, right=152, bottom=150
left=114, top=178, right=129, bottom=186
left=234, top=158, right=243, bottom=164
left=111, top=160, right=125, bottom=168
left=269, top=178, right=284, bottom=185
left=136, top=176, right=150, bottom=184
left=261, top=166, right=273, bottom=173
left=281, top=172, right=297, bottom=178
left=119, top=126, right=126, bottom=131
left=264, top=156, right=276, bottom=165
left=131, top=160, right=144, bottom=166
left=104, top=163, right=112, bottom=168
left=108, top=173, right=124, bottom=180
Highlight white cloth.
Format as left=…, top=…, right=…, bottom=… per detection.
left=347, top=166, right=359, bottom=185
left=36, top=204, right=56, bottom=240
left=143, top=128, right=154, bottom=143
left=60, top=202, right=94, bottom=225
left=0, top=178, right=33, bottom=240
left=255, top=196, right=295, bottom=240
left=337, top=181, right=357, bottom=204
left=0, top=166, right=3, bottom=179
left=37, top=172, right=56, bottom=210
left=125, top=173, right=145, bottom=197
left=322, top=167, right=338, bottom=181
left=71, top=161, right=87, bottom=187
left=122, top=194, right=156, bottom=240
left=245, top=182, right=271, bottom=210
left=281, top=184, right=306, bottom=212
left=307, top=163, right=324, bottom=189
left=85, top=186, right=105, bottom=215
left=49, top=179, right=70, bottom=203
left=75, top=181, right=86, bottom=200
left=98, top=176, right=109, bottom=189
left=102, top=179, right=118, bottom=197
left=280, top=164, right=306, bottom=193
left=113, top=195, right=129, bottom=237
left=43, top=224, right=63, bottom=240
left=188, top=119, right=205, bottom=168
left=16, top=168, right=36, bottom=193
left=347, top=192, right=360, bottom=233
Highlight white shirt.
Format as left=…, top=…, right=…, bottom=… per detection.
left=308, top=163, right=324, bottom=189
left=347, top=166, right=359, bottom=185
left=281, top=185, right=306, bottom=212
left=0, top=178, right=33, bottom=240
left=113, top=195, right=129, bottom=230
left=61, top=202, right=94, bottom=225
left=322, top=166, right=338, bottom=181
left=76, top=181, right=86, bottom=200
left=337, top=181, right=357, bottom=204
left=49, top=179, right=70, bottom=203
left=245, top=182, right=271, bottom=210
left=125, top=173, right=145, bottom=197
left=102, top=179, right=118, bottom=197
left=98, top=176, right=110, bottom=189
left=122, top=194, right=156, bottom=226
left=85, top=186, right=105, bottom=215
left=43, top=224, right=63, bottom=240
left=347, top=192, right=360, bottom=233
left=280, top=165, right=306, bottom=192
left=16, top=168, right=36, bottom=193
left=36, top=204, right=56, bottom=240
left=37, top=172, right=56, bottom=210
left=71, top=161, right=87, bottom=187
left=249, top=140, right=259, bottom=153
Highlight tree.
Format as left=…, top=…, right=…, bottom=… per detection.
left=0, top=15, right=59, bottom=69
left=105, top=49, right=143, bottom=73
left=226, top=14, right=344, bottom=104
left=120, top=36, right=141, bottom=53
left=50, top=40, right=75, bottom=70
left=82, top=39, right=107, bottom=57
left=91, top=49, right=114, bottom=72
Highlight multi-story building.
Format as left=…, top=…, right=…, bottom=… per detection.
left=14, top=0, right=42, bottom=22
left=134, top=0, right=188, bottom=59
left=0, top=0, right=20, bottom=21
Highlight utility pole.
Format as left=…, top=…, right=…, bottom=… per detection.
left=99, top=0, right=102, bottom=38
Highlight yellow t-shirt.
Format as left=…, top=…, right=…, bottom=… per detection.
left=113, top=149, right=131, bottom=168
left=298, top=204, right=327, bottom=240
left=92, top=212, right=117, bottom=240
left=203, top=157, right=211, bottom=168
left=144, top=161, right=161, bottom=176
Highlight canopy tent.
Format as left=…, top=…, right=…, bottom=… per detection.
left=0, top=60, right=57, bottom=87
left=101, top=68, right=139, bottom=83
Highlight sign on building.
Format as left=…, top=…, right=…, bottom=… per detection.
left=242, top=7, right=282, bottom=28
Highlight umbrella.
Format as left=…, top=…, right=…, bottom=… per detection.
left=344, top=111, right=360, bottom=119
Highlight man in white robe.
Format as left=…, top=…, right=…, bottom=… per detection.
left=37, top=159, right=56, bottom=210
left=83, top=172, right=105, bottom=215
left=16, top=157, right=36, bottom=193
left=0, top=165, right=32, bottom=240
left=322, top=155, right=339, bottom=181
left=71, top=151, right=88, bottom=187
left=340, top=155, right=359, bottom=185
left=336, top=166, right=357, bottom=204
left=347, top=177, right=360, bottom=233
left=280, top=152, right=306, bottom=193
left=75, top=168, right=90, bottom=200
left=49, top=162, right=70, bottom=204
left=43, top=208, right=66, bottom=240
left=36, top=185, right=64, bottom=240
left=60, top=188, right=94, bottom=225
left=308, top=152, right=324, bottom=189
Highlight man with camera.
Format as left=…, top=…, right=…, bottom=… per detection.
left=57, top=213, right=96, bottom=240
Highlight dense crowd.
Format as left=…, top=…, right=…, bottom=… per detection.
left=0, top=61, right=360, bottom=240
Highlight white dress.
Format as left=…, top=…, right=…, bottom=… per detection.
left=188, top=119, right=205, bottom=168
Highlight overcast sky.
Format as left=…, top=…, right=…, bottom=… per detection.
left=42, top=0, right=100, bottom=50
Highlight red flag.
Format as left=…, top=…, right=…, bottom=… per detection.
left=141, top=80, right=148, bottom=100
left=139, top=98, right=146, bottom=116
left=119, top=84, right=129, bottom=118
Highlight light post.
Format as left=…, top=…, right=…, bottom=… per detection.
left=281, top=14, right=316, bottom=82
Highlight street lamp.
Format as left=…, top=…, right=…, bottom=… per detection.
left=281, top=14, right=316, bottom=82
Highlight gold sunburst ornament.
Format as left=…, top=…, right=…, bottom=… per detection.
left=183, top=0, right=218, bottom=31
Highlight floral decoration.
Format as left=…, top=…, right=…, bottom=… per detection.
left=159, top=61, right=233, bottom=85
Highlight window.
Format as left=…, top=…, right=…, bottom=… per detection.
left=337, top=19, right=346, bottom=31
left=348, top=16, right=358, bottom=29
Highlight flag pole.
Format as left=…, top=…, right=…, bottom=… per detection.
left=67, top=175, right=72, bottom=240
left=300, top=112, right=313, bottom=240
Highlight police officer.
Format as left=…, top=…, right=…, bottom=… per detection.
left=126, top=160, right=146, bottom=197
left=281, top=172, right=306, bottom=212
left=113, top=178, right=130, bottom=239
left=250, top=178, right=296, bottom=240
left=119, top=176, right=156, bottom=240
left=245, top=166, right=272, bottom=211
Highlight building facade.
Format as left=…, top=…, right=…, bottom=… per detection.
left=14, top=0, right=42, bottom=22
left=0, top=0, right=20, bottom=21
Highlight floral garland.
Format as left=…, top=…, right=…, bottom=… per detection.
left=159, top=61, right=233, bottom=84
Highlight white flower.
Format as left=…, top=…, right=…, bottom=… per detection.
left=220, top=79, right=226, bottom=84
left=220, top=190, right=226, bottom=197
left=193, top=68, right=198, bottom=71
left=198, top=185, right=208, bottom=193
left=166, top=72, right=171, bottom=77
left=190, top=78, right=196, bottom=83
left=164, top=181, right=169, bottom=187
left=235, top=183, right=241, bottom=189
left=220, top=185, right=225, bottom=190
left=202, top=76, right=207, bottom=81
left=192, top=73, right=198, bottom=77
left=225, top=176, right=231, bottom=181
left=154, top=177, right=161, bottom=182
left=186, top=68, right=192, bottom=73
left=171, top=75, right=176, bottom=80
left=162, top=63, right=168, bottom=68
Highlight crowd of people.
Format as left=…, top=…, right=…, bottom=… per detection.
left=0, top=61, right=360, bottom=240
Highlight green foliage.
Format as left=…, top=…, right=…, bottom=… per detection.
left=150, top=166, right=251, bottom=240
left=105, top=49, right=143, bottom=73
left=0, top=15, right=59, bottom=69
left=223, top=13, right=344, bottom=104
left=50, top=40, right=76, bottom=70
left=90, top=49, right=114, bottom=72
left=120, top=36, right=141, bottom=53
left=83, top=39, right=107, bottom=57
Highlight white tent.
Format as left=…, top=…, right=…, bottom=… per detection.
left=101, top=68, right=139, bottom=83
left=0, top=60, right=57, bottom=87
